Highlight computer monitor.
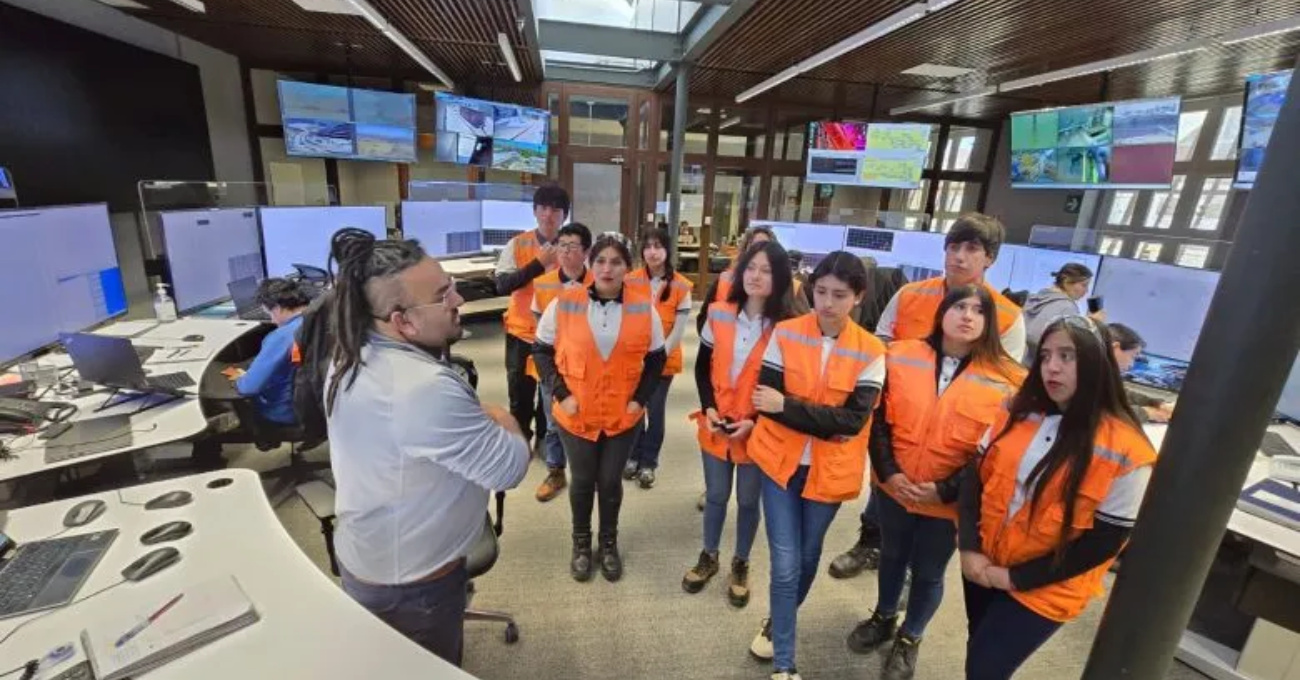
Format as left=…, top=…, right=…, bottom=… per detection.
left=842, top=226, right=946, bottom=282
left=0, top=204, right=128, bottom=367
left=258, top=206, right=386, bottom=277
left=481, top=200, right=535, bottom=253
left=401, top=201, right=483, bottom=258
left=160, top=208, right=265, bottom=314
left=1278, top=354, right=1300, bottom=423
left=1094, top=257, right=1220, bottom=363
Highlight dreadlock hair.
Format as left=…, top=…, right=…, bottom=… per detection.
left=326, top=228, right=426, bottom=414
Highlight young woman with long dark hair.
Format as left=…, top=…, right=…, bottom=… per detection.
left=958, top=316, right=1156, bottom=679
left=846, top=285, right=1026, bottom=679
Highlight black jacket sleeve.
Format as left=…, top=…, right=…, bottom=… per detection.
left=696, top=280, right=721, bottom=334
left=867, top=394, right=902, bottom=480
left=495, top=259, right=547, bottom=296
left=958, top=459, right=984, bottom=552
left=531, top=341, right=571, bottom=401
left=695, top=342, right=717, bottom=410
left=1009, top=522, right=1130, bottom=591
left=935, top=465, right=965, bottom=505
left=633, top=349, right=668, bottom=406
left=758, top=365, right=878, bottom=438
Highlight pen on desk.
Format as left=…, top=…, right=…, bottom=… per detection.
left=115, top=593, right=184, bottom=648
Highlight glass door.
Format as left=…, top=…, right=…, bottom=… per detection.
left=567, top=156, right=628, bottom=237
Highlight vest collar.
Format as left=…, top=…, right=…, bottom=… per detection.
left=588, top=282, right=623, bottom=305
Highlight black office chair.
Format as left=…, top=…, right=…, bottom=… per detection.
left=225, top=396, right=330, bottom=506
left=289, top=264, right=332, bottom=300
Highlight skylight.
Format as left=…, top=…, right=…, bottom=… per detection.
left=536, top=0, right=701, bottom=34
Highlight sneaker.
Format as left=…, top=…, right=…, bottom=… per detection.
left=770, top=671, right=802, bottom=680
left=535, top=467, right=567, bottom=502
left=682, top=550, right=720, bottom=593
left=846, top=610, right=898, bottom=655
left=637, top=467, right=656, bottom=489
left=749, top=618, right=774, bottom=661
left=828, top=525, right=882, bottom=579
left=882, top=632, right=920, bottom=680
left=622, top=459, right=640, bottom=480
left=728, top=556, right=750, bottom=608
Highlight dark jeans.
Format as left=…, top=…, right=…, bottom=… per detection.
left=701, top=453, right=762, bottom=560
left=560, top=426, right=638, bottom=537
left=340, top=561, right=469, bottom=667
left=860, top=488, right=882, bottom=532
left=876, top=491, right=957, bottom=638
left=963, top=578, right=1063, bottom=680
left=630, top=376, right=674, bottom=470
left=505, top=333, right=545, bottom=443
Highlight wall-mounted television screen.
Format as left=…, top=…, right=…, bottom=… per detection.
left=806, top=122, right=931, bottom=188
left=278, top=80, right=417, bottom=163
left=434, top=93, right=549, bottom=175
left=1235, top=70, right=1293, bottom=190
left=1010, top=96, right=1182, bottom=189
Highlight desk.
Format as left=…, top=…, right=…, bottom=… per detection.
left=0, top=469, right=475, bottom=679
left=0, top=319, right=264, bottom=486
left=440, top=256, right=498, bottom=280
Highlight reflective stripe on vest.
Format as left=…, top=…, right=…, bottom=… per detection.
left=692, top=302, right=770, bottom=464
left=893, top=278, right=1021, bottom=342
left=629, top=268, right=694, bottom=376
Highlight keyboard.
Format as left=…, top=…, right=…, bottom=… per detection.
left=146, top=372, right=196, bottom=392
left=1261, top=431, right=1298, bottom=458
left=237, top=307, right=272, bottom=322
left=0, top=530, right=117, bottom=619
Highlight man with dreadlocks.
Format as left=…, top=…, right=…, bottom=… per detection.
left=324, top=229, right=530, bottom=666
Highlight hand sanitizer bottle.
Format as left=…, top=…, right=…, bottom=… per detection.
left=154, top=282, right=178, bottom=322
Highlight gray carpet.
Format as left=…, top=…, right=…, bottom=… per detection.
left=231, top=318, right=1208, bottom=680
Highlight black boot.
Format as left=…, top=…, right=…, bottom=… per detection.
left=571, top=532, right=593, bottom=582
left=598, top=532, right=623, bottom=582
left=829, top=521, right=882, bottom=579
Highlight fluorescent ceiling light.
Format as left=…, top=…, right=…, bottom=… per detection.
left=341, top=0, right=455, bottom=89
left=163, top=0, right=205, bottom=12
left=498, top=32, right=523, bottom=82
left=998, top=39, right=1206, bottom=93
left=901, top=62, right=975, bottom=78
left=288, top=0, right=358, bottom=14
left=719, top=116, right=743, bottom=129
left=889, top=85, right=996, bottom=115
left=96, top=0, right=149, bottom=9
left=1220, top=14, right=1300, bottom=45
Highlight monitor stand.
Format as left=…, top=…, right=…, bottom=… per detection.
left=96, top=389, right=183, bottom=415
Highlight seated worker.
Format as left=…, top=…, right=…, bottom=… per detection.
left=1022, top=262, right=1104, bottom=359
left=225, top=278, right=310, bottom=425
left=1107, top=323, right=1175, bottom=424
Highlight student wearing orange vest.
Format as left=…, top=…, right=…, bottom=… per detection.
left=495, top=184, right=569, bottom=453
left=831, top=213, right=1026, bottom=581
left=745, top=252, right=886, bottom=680
left=623, top=227, right=694, bottom=489
left=696, top=225, right=776, bottom=334
left=682, top=241, right=799, bottom=608
left=530, top=222, right=594, bottom=503
left=958, top=316, right=1156, bottom=680
left=845, top=285, right=1026, bottom=679
left=533, top=236, right=667, bottom=583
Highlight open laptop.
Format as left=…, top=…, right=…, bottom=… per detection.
left=62, top=333, right=196, bottom=396
left=0, top=528, right=118, bottom=620
left=228, top=277, right=271, bottom=322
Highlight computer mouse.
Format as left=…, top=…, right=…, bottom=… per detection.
left=63, top=500, right=107, bottom=528
left=182, top=334, right=204, bottom=342
left=121, top=547, right=181, bottom=582
left=140, top=520, right=192, bottom=545
left=144, top=490, right=193, bottom=510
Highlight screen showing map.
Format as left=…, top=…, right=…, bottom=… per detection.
left=806, top=121, right=932, bottom=188
left=279, top=81, right=417, bottom=163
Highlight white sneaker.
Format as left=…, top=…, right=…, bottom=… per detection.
left=750, top=617, right=774, bottom=661
left=771, top=671, right=802, bottom=680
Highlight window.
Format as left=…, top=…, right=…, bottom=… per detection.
left=933, top=181, right=979, bottom=233
left=1190, top=177, right=1233, bottom=231
left=1144, top=175, right=1186, bottom=229
left=1176, top=244, right=1211, bottom=269
left=1107, top=191, right=1138, bottom=226
left=1135, top=241, right=1164, bottom=262
left=1175, top=110, right=1208, bottom=162
left=1100, top=236, right=1125, bottom=256
left=1211, top=106, right=1243, bottom=161
left=569, top=96, right=629, bottom=148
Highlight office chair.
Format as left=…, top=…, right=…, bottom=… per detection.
left=223, top=396, right=331, bottom=507
left=290, top=264, right=332, bottom=299
left=465, top=510, right=519, bottom=643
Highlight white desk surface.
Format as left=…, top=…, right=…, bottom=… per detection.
left=0, top=469, right=474, bottom=679
left=0, top=319, right=262, bottom=484
left=440, top=256, right=497, bottom=279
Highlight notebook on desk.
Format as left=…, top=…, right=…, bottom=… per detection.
left=81, top=574, right=259, bottom=680
left=1237, top=478, right=1300, bottom=532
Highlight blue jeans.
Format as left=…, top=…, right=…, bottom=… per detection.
left=762, top=465, right=842, bottom=672
left=963, top=578, right=1062, bottom=680
left=629, top=377, right=673, bottom=470
left=538, top=382, right=565, bottom=470
left=340, top=561, right=469, bottom=667
left=876, top=491, right=957, bottom=638
left=702, top=453, right=762, bottom=560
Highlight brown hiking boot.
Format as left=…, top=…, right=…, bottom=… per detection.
left=682, top=550, right=720, bottom=593
left=728, top=556, right=751, bottom=608
left=536, top=467, right=566, bottom=502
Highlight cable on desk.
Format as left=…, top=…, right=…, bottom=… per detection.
left=0, top=578, right=126, bottom=648
left=0, top=661, right=36, bottom=679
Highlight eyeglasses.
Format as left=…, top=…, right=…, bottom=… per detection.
left=387, top=278, right=461, bottom=317
left=557, top=242, right=584, bottom=252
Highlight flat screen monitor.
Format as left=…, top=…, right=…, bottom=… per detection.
left=278, top=80, right=417, bottom=163
left=258, top=206, right=386, bottom=277
left=0, top=204, right=127, bottom=366
left=161, top=208, right=265, bottom=313
left=402, top=201, right=483, bottom=258
left=806, top=122, right=931, bottom=188
left=1094, top=257, right=1220, bottom=363
left=1277, top=353, right=1300, bottom=423
left=434, top=93, right=549, bottom=175
left=481, top=200, right=535, bottom=253
left=1235, top=70, right=1293, bottom=190
left=0, top=167, right=14, bottom=201
left=843, top=226, right=945, bottom=283
left=1010, top=97, right=1182, bottom=189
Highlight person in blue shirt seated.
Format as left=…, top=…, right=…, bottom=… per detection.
left=226, top=278, right=309, bottom=425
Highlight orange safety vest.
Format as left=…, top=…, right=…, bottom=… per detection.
left=891, top=277, right=1020, bottom=342
left=747, top=312, right=885, bottom=503
left=550, top=285, right=654, bottom=442
left=690, top=303, right=772, bottom=464
left=627, top=268, right=694, bottom=376
left=978, top=411, right=1157, bottom=623
left=528, top=268, right=593, bottom=380
left=502, top=230, right=553, bottom=342
left=878, top=340, right=1025, bottom=520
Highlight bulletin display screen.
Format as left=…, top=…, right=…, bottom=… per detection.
left=434, top=93, right=549, bottom=175
left=278, top=81, right=417, bottom=163
left=806, top=122, right=932, bottom=188
left=1235, top=70, right=1293, bottom=189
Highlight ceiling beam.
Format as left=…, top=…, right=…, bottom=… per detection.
left=515, top=0, right=545, bottom=79
left=655, top=0, right=760, bottom=90
left=547, top=64, right=657, bottom=89
left=537, top=19, right=680, bottom=62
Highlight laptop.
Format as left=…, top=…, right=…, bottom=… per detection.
left=62, top=333, right=196, bottom=395
left=227, top=277, right=271, bottom=322
left=0, top=528, right=118, bottom=620
left=44, top=414, right=134, bottom=464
